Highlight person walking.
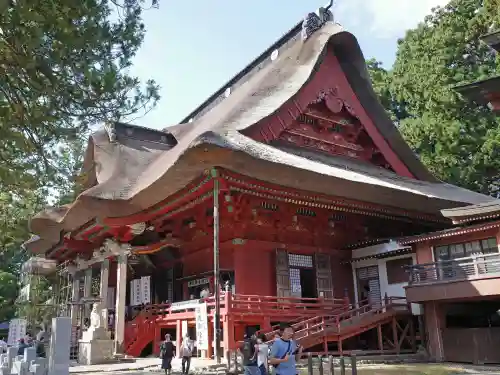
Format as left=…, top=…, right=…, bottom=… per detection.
left=268, top=323, right=303, bottom=375
left=159, top=334, right=175, bottom=375
left=17, top=338, right=28, bottom=356
left=255, top=334, right=269, bottom=375
left=0, top=337, right=6, bottom=354
left=240, top=333, right=259, bottom=375
left=180, top=333, right=194, bottom=374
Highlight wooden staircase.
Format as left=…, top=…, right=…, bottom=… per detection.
left=261, top=297, right=412, bottom=351
left=124, top=313, right=157, bottom=356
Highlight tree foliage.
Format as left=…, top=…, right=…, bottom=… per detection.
left=0, top=271, right=18, bottom=322
left=368, top=0, right=500, bottom=196
left=0, top=0, right=160, bottom=323
left=0, top=0, right=160, bottom=195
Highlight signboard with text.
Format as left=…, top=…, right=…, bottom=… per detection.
left=195, top=302, right=208, bottom=350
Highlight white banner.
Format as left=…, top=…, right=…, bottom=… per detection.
left=170, top=300, right=201, bottom=311
left=195, top=303, right=208, bottom=350
left=141, top=276, right=151, bottom=304
left=130, top=277, right=151, bottom=306
left=8, top=318, right=27, bottom=346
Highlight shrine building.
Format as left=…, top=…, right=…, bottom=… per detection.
left=26, top=15, right=499, bottom=360
left=455, top=29, right=500, bottom=112
left=397, top=30, right=500, bottom=365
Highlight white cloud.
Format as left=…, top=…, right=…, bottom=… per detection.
left=336, top=0, right=450, bottom=38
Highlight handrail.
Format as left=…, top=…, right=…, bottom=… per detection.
left=406, top=252, right=500, bottom=285
left=128, top=293, right=348, bottom=322
left=293, top=296, right=410, bottom=343
left=409, top=252, right=500, bottom=268
left=235, top=295, right=410, bottom=349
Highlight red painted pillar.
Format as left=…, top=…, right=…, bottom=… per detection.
left=223, top=291, right=235, bottom=352
left=153, top=326, right=161, bottom=355
left=223, top=318, right=235, bottom=353
left=235, top=324, right=245, bottom=344
left=262, top=317, right=272, bottom=332
left=208, top=318, right=214, bottom=359
left=176, top=320, right=182, bottom=359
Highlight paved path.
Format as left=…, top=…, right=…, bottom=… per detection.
left=69, top=357, right=223, bottom=374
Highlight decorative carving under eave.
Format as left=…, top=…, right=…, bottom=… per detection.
left=272, top=88, right=392, bottom=170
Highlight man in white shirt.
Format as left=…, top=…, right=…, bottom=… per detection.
left=180, top=334, right=194, bottom=374
left=199, top=287, right=210, bottom=299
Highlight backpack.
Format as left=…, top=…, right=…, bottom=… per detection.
left=159, top=342, right=166, bottom=357
left=181, top=339, right=193, bottom=357
left=242, top=339, right=257, bottom=364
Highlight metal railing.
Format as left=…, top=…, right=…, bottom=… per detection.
left=407, top=252, right=500, bottom=285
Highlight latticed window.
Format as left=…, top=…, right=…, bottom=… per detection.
left=434, top=237, right=498, bottom=260
left=289, top=268, right=301, bottom=293
left=288, top=253, right=313, bottom=268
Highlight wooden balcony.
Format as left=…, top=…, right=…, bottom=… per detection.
left=405, top=253, right=500, bottom=302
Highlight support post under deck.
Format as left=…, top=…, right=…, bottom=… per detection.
left=377, top=324, right=383, bottom=353
left=392, top=318, right=399, bottom=354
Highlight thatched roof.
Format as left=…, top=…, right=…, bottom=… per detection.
left=29, top=22, right=496, bottom=255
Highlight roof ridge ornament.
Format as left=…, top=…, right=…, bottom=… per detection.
left=301, top=0, right=334, bottom=41
left=104, top=122, right=117, bottom=142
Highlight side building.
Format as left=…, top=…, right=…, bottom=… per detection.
left=26, top=16, right=497, bottom=359
left=401, top=204, right=500, bottom=364
left=401, top=29, right=500, bottom=365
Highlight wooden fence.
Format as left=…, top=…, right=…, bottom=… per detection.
left=227, top=352, right=359, bottom=375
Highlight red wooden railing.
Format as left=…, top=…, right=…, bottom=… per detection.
left=229, top=294, right=348, bottom=317
left=291, top=296, right=410, bottom=345
left=124, top=292, right=348, bottom=354
left=233, top=296, right=411, bottom=352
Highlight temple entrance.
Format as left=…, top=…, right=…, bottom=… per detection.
left=299, top=268, right=317, bottom=299
left=356, top=266, right=382, bottom=307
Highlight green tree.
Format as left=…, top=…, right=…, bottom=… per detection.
left=0, top=0, right=160, bottom=322
left=369, top=0, right=500, bottom=195
left=0, top=271, right=18, bottom=322
left=0, top=0, right=160, bottom=196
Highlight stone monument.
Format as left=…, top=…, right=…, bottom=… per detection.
left=78, top=303, right=114, bottom=365
left=0, top=317, right=71, bottom=375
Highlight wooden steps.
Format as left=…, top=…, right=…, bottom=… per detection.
left=264, top=297, right=412, bottom=351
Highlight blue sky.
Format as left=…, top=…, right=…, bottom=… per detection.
left=130, top=0, right=449, bottom=129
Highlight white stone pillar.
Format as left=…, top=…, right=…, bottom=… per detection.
left=70, top=274, right=81, bottom=325
left=83, top=268, right=93, bottom=317
left=100, top=259, right=110, bottom=330
left=48, top=317, right=71, bottom=375
left=114, top=253, right=127, bottom=354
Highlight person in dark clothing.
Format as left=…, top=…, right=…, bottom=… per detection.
left=240, top=334, right=259, bottom=375
left=17, top=338, right=28, bottom=356
left=160, top=334, right=175, bottom=375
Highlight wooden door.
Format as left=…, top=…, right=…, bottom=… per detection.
left=356, top=266, right=381, bottom=307
left=315, top=253, right=333, bottom=299
left=276, top=249, right=291, bottom=298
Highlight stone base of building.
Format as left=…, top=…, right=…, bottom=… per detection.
left=78, top=339, right=114, bottom=365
